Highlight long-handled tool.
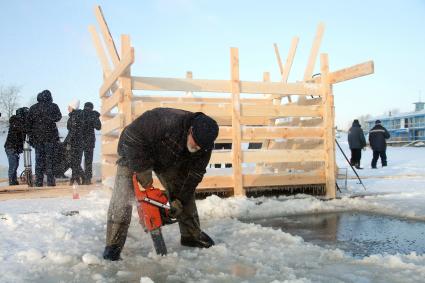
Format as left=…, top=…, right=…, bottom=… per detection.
left=335, top=139, right=366, bottom=190
left=132, top=175, right=174, bottom=255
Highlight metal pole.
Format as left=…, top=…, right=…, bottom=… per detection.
left=335, top=139, right=367, bottom=190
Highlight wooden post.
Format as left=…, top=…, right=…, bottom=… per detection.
left=320, top=53, right=336, bottom=198
left=119, top=34, right=133, bottom=126
left=230, top=48, right=244, bottom=196
left=185, top=71, right=193, bottom=97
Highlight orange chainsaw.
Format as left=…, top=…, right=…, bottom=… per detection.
left=132, top=174, right=175, bottom=255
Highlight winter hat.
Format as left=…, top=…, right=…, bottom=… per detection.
left=352, top=119, right=360, bottom=126
left=191, top=113, right=219, bottom=150
left=375, top=120, right=381, bottom=125
left=40, top=90, right=52, bottom=102
left=68, top=99, right=80, bottom=110
left=84, top=102, right=94, bottom=110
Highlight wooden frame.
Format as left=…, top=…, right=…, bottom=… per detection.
left=89, top=6, right=374, bottom=198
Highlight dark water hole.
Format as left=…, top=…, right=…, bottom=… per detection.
left=245, top=212, right=425, bottom=258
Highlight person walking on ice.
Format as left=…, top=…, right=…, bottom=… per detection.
left=368, top=119, right=390, bottom=168
left=348, top=119, right=366, bottom=169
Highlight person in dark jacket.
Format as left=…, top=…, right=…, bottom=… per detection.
left=4, top=107, right=29, bottom=185
left=103, top=108, right=219, bottom=261
left=368, top=119, right=390, bottom=168
left=27, top=90, right=62, bottom=186
left=64, top=99, right=85, bottom=185
left=81, top=102, right=101, bottom=185
left=348, top=119, right=367, bottom=169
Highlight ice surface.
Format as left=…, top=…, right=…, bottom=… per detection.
left=0, top=137, right=425, bottom=282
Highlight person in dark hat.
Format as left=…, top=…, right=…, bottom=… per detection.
left=368, top=119, right=390, bottom=168
left=103, top=108, right=219, bottom=261
left=27, top=90, right=62, bottom=186
left=4, top=107, right=29, bottom=185
left=348, top=119, right=366, bottom=169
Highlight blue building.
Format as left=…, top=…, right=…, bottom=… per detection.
left=366, top=102, right=425, bottom=142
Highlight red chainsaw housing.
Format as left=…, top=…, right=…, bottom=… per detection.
left=132, top=175, right=168, bottom=231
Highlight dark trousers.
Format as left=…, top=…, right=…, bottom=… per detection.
left=35, top=142, right=55, bottom=186
left=350, top=148, right=362, bottom=166
left=371, top=150, right=387, bottom=168
left=82, top=146, right=94, bottom=181
left=70, top=145, right=84, bottom=183
left=5, top=148, right=19, bottom=184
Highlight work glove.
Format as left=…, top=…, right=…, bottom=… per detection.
left=169, top=199, right=184, bottom=218
left=135, top=170, right=153, bottom=189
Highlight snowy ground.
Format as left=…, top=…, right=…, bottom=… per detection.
left=1, top=138, right=425, bottom=283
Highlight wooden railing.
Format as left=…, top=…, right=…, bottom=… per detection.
left=89, top=5, right=374, bottom=198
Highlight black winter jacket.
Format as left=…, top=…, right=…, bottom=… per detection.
left=65, top=109, right=84, bottom=147
left=28, top=92, right=62, bottom=145
left=4, top=115, right=26, bottom=153
left=348, top=122, right=366, bottom=149
left=368, top=124, right=390, bottom=151
left=81, top=109, right=101, bottom=148
left=117, top=108, right=213, bottom=203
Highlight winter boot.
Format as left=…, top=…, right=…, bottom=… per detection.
left=181, top=231, right=215, bottom=248
left=103, top=244, right=122, bottom=261
left=355, top=163, right=363, bottom=170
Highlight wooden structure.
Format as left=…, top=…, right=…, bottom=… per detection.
left=89, top=6, right=373, bottom=198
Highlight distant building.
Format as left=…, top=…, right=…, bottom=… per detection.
left=365, top=102, right=425, bottom=142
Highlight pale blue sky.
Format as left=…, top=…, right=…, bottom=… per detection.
left=1, top=0, right=424, bottom=129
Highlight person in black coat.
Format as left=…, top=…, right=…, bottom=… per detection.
left=103, top=108, right=219, bottom=261
left=27, top=90, right=62, bottom=186
left=368, top=119, right=390, bottom=168
left=4, top=107, right=29, bottom=185
left=348, top=119, right=366, bottom=169
left=81, top=102, right=101, bottom=185
left=64, top=99, right=85, bottom=185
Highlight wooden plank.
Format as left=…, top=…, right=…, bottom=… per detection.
left=243, top=149, right=324, bottom=163
left=88, top=25, right=111, bottom=75
left=185, top=71, right=193, bottom=97
left=119, top=34, right=133, bottom=126
left=230, top=47, right=244, bottom=196
left=133, top=101, right=322, bottom=118
left=196, top=171, right=325, bottom=189
left=102, top=139, right=119, bottom=156
left=242, top=104, right=323, bottom=118
left=209, top=149, right=325, bottom=163
left=297, top=97, right=322, bottom=105
left=132, top=95, right=273, bottom=105
left=273, top=37, right=299, bottom=101
left=320, top=53, right=336, bottom=198
left=132, top=76, right=321, bottom=96
left=304, top=23, right=325, bottom=81
left=282, top=37, right=299, bottom=83
left=101, top=114, right=124, bottom=135
left=99, top=47, right=134, bottom=97
left=101, top=88, right=123, bottom=115
left=218, top=126, right=324, bottom=140
left=94, top=5, right=120, bottom=66
left=260, top=72, right=274, bottom=156
left=308, top=61, right=375, bottom=84
left=133, top=102, right=272, bottom=126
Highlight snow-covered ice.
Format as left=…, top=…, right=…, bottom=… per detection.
left=1, top=138, right=425, bottom=282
